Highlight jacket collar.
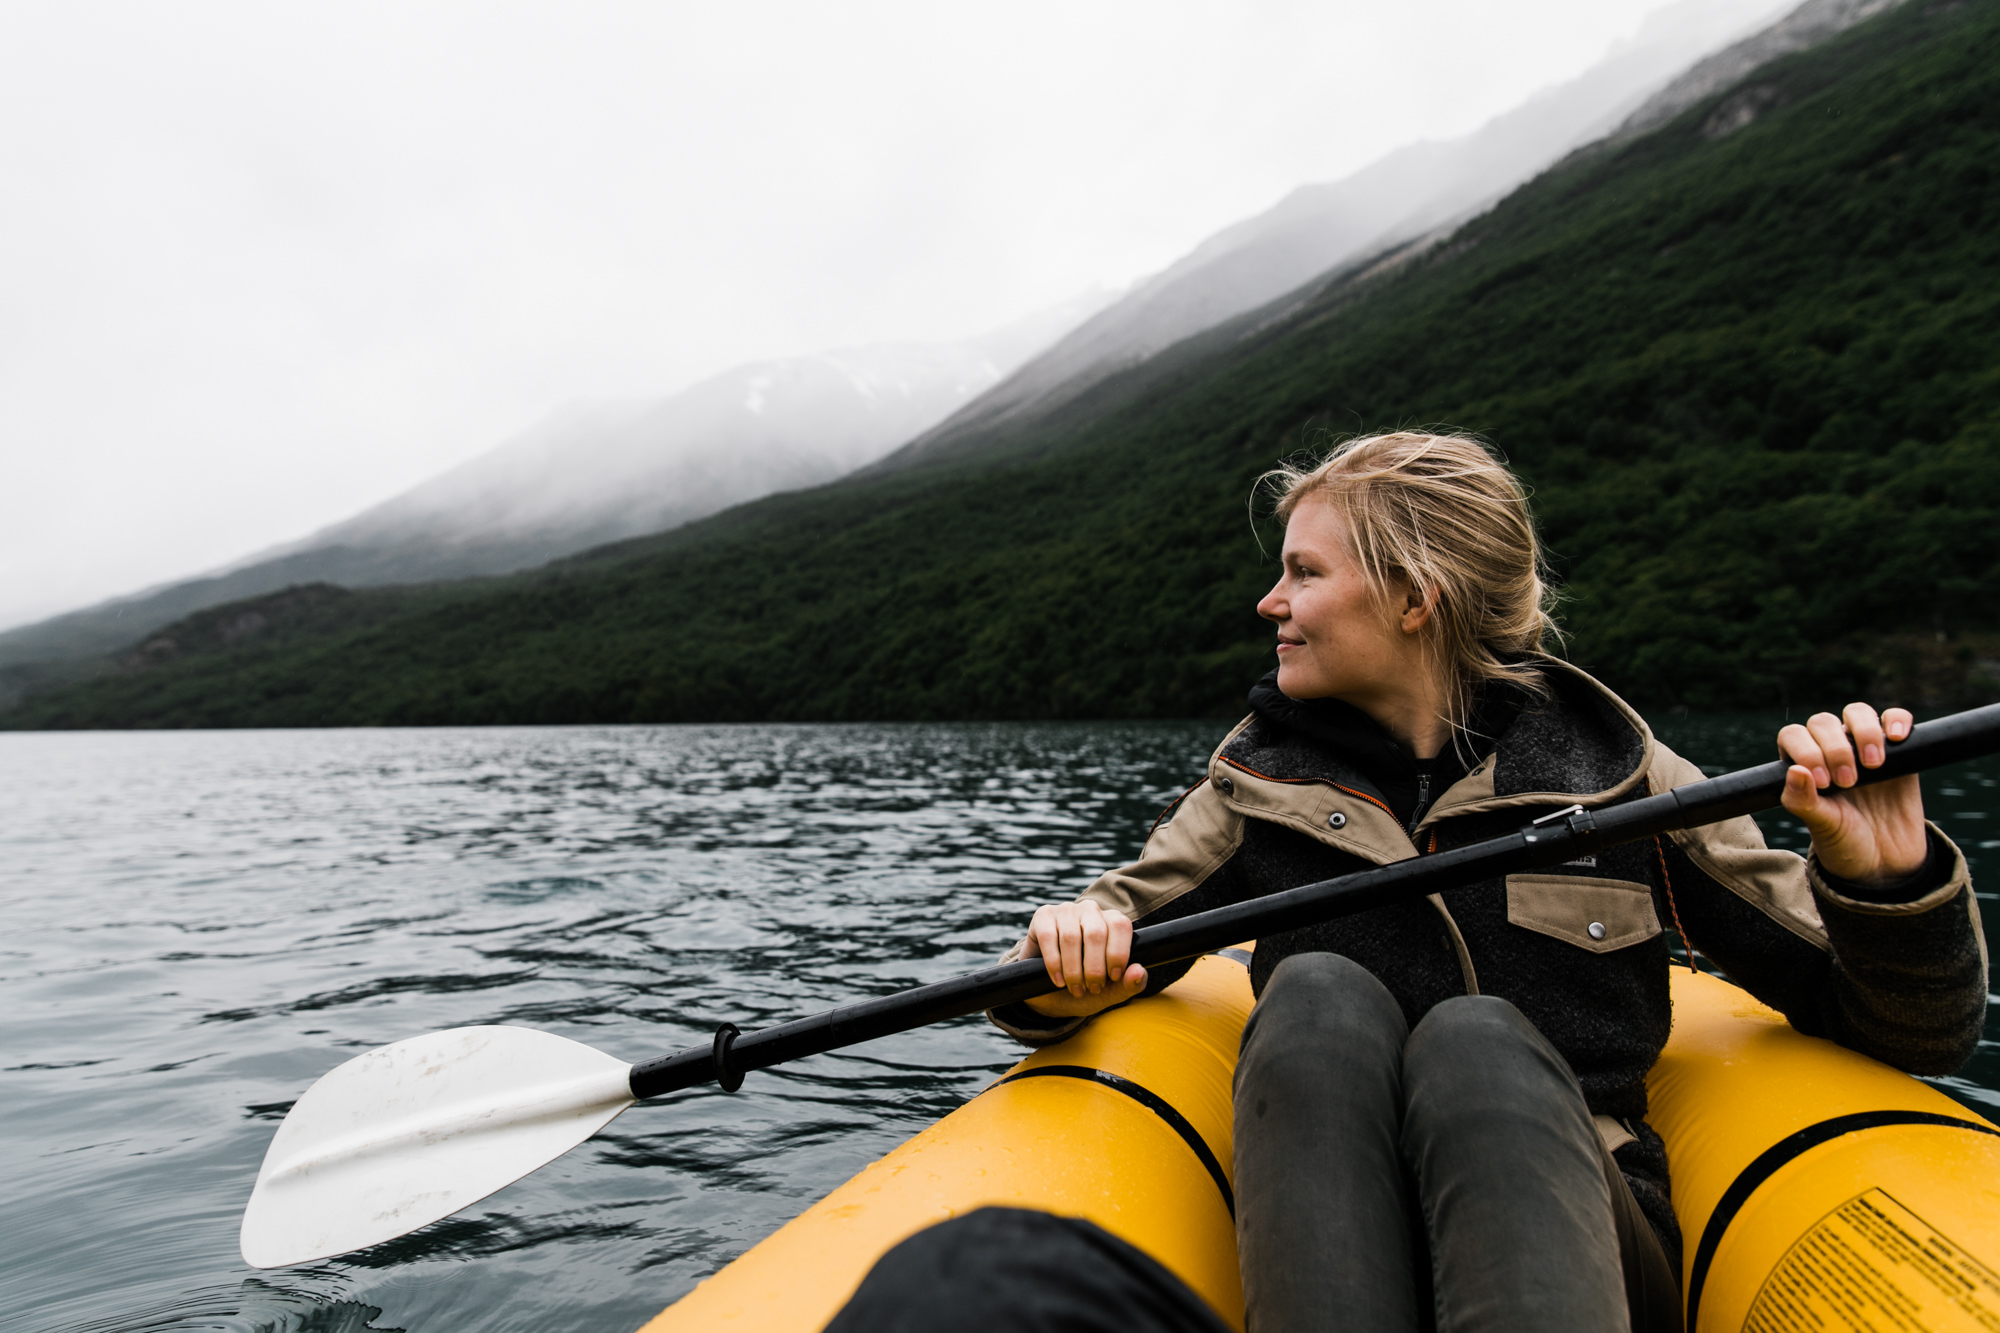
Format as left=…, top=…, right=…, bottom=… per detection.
left=1211, top=658, right=1657, bottom=852
left=1419, top=658, right=1656, bottom=831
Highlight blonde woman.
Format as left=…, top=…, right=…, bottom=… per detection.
left=828, top=433, right=1985, bottom=1333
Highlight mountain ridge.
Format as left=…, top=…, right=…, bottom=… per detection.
left=0, top=296, right=1105, bottom=674
left=7, top=0, right=1994, bottom=729
left=0, top=0, right=1813, bottom=678
left=874, top=0, right=1804, bottom=473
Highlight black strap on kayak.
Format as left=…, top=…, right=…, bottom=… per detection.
left=993, top=1065, right=1235, bottom=1219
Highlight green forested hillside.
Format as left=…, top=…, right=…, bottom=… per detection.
left=10, top=0, right=2000, bottom=730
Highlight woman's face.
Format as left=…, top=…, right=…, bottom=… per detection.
left=1256, top=497, right=1419, bottom=703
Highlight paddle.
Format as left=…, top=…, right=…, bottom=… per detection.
left=239, top=702, right=2000, bottom=1268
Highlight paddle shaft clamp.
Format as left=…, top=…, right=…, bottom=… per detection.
left=711, top=1023, right=744, bottom=1092
left=625, top=702, right=2000, bottom=1102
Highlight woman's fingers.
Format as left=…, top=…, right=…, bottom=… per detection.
left=1777, top=704, right=1916, bottom=789
left=1104, top=908, right=1133, bottom=984
left=1073, top=903, right=1134, bottom=995
left=1079, top=907, right=1108, bottom=994
left=1058, top=906, right=1087, bottom=996
left=1779, top=714, right=1855, bottom=854
left=1018, top=901, right=1134, bottom=996
left=1022, top=906, right=1065, bottom=990
left=1780, top=707, right=1893, bottom=789
left=1017, top=902, right=1146, bottom=1019
left=1777, top=720, right=1830, bottom=789
left=1022, top=958, right=1149, bottom=1018
left=1807, top=710, right=1858, bottom=787
left=1843, top=702, right=1887, bottom=772
left=1775, top=702, right=1930, bottom=886
left=1780, top=761, right=1830, bottom=827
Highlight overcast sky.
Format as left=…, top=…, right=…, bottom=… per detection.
left=0, top=0, right=1792, bottom=631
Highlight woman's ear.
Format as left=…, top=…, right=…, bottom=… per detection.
left=1400, top=587, right=1436, bottom=635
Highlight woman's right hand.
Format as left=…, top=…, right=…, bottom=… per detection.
left=1019, top=900, right=1150, bottom=1018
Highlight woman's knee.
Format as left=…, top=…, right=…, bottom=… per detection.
left=1237, top=953, right=1407, bottom=1102
left=1245, top=953, right=1404, bottom=1044
left=1403, top=995, right=1589, bottom=1126
left=1407, top=995, right=1557, bottom=1067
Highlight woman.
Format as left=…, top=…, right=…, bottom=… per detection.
left=829, top=433, right=1986, bottom=1333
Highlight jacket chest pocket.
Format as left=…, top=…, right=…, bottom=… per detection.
left=1505, top=875, right=1662, bottom=953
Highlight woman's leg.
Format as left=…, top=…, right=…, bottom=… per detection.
left=1401, top=996, right=1630, bottom=1333
left=1598, top=1136, right=1685, bottom=1333
left=1235, top=953, right=1425, bottom=1333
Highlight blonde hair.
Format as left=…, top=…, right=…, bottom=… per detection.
left=1259, top=431, right=1560, bottom=730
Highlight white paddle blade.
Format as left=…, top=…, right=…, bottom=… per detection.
left=240, top=1025, right=635, bottom=1268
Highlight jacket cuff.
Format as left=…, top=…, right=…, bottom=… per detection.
left=986, top=1001, right=1087, bottom=1047
left=1809, top=824, right=1966, bottom=913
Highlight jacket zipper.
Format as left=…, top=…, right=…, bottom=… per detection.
left=1406, top=769, right=1432, bottom=836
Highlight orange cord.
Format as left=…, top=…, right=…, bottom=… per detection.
left=1655, top=834, right=1702, bottom=974
left=1147, top=778, right=1208, bottom=837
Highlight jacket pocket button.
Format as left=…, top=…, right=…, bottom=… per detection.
left=1588, top=921, right=1607, bottom=941
left=1327, top=811, right=1347, bottom=829
left=1217, top=776, right=1235, bottom=796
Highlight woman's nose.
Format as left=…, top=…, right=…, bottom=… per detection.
left=1257, top=584, right=1286, bottom=622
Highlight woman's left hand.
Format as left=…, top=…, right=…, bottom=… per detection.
left=1778, top=703, right=1929, bottom=887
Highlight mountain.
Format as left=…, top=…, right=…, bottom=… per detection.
left=0, top=294, right=1106, bottom=675
left=0, top=0, right=1829, bottom=680
left=878, top=0, right=1804, bottom=468
left=234, top=300, right=1105, bottom=582
left=1599, top=0, right=1908, bottom=145
left=8, top=0, right=1995, bottom=730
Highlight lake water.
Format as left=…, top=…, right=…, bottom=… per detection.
left=3, top=717, right=1995, bottom=1333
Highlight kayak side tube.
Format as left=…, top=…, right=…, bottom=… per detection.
left=637, top=952, right=1256, bottom=1333
left=639, top=963, right=2000, bottom=1333
left=1648, top=968, right=2000, bottom=1332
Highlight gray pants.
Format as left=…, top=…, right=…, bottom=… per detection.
left=1235, top=954, right=1678, bottom=1333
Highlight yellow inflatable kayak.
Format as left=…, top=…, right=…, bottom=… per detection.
left=639, top=954, right=2000, bottom=1333
left=1652, top=970, right=2000, bottom=1331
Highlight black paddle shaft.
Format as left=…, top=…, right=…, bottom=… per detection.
left=627, top=702, right=2000, bottom=1100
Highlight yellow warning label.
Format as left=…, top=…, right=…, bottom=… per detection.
left=1746, top=1189, right=2000, bottom=1332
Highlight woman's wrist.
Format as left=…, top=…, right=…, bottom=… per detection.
left=1815, top=829, right=1946, bottom=903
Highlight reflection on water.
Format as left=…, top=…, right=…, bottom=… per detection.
left=54, top=1281, right=400, bottom=1333
left=2, top=717, right=1993, bottom=1331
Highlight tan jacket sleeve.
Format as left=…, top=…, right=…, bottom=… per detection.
left=1650, top=744, right=1832, bottom=950
left=1649, top=740, right=1987, bottom=1074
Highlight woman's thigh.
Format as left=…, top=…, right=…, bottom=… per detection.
left=1235, top=952, right=1428, bottom=1332
left=1401, top=996, right=1628, bottom=1333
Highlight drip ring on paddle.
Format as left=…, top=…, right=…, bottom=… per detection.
left=711, top=1022, right=744, bottom=1092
